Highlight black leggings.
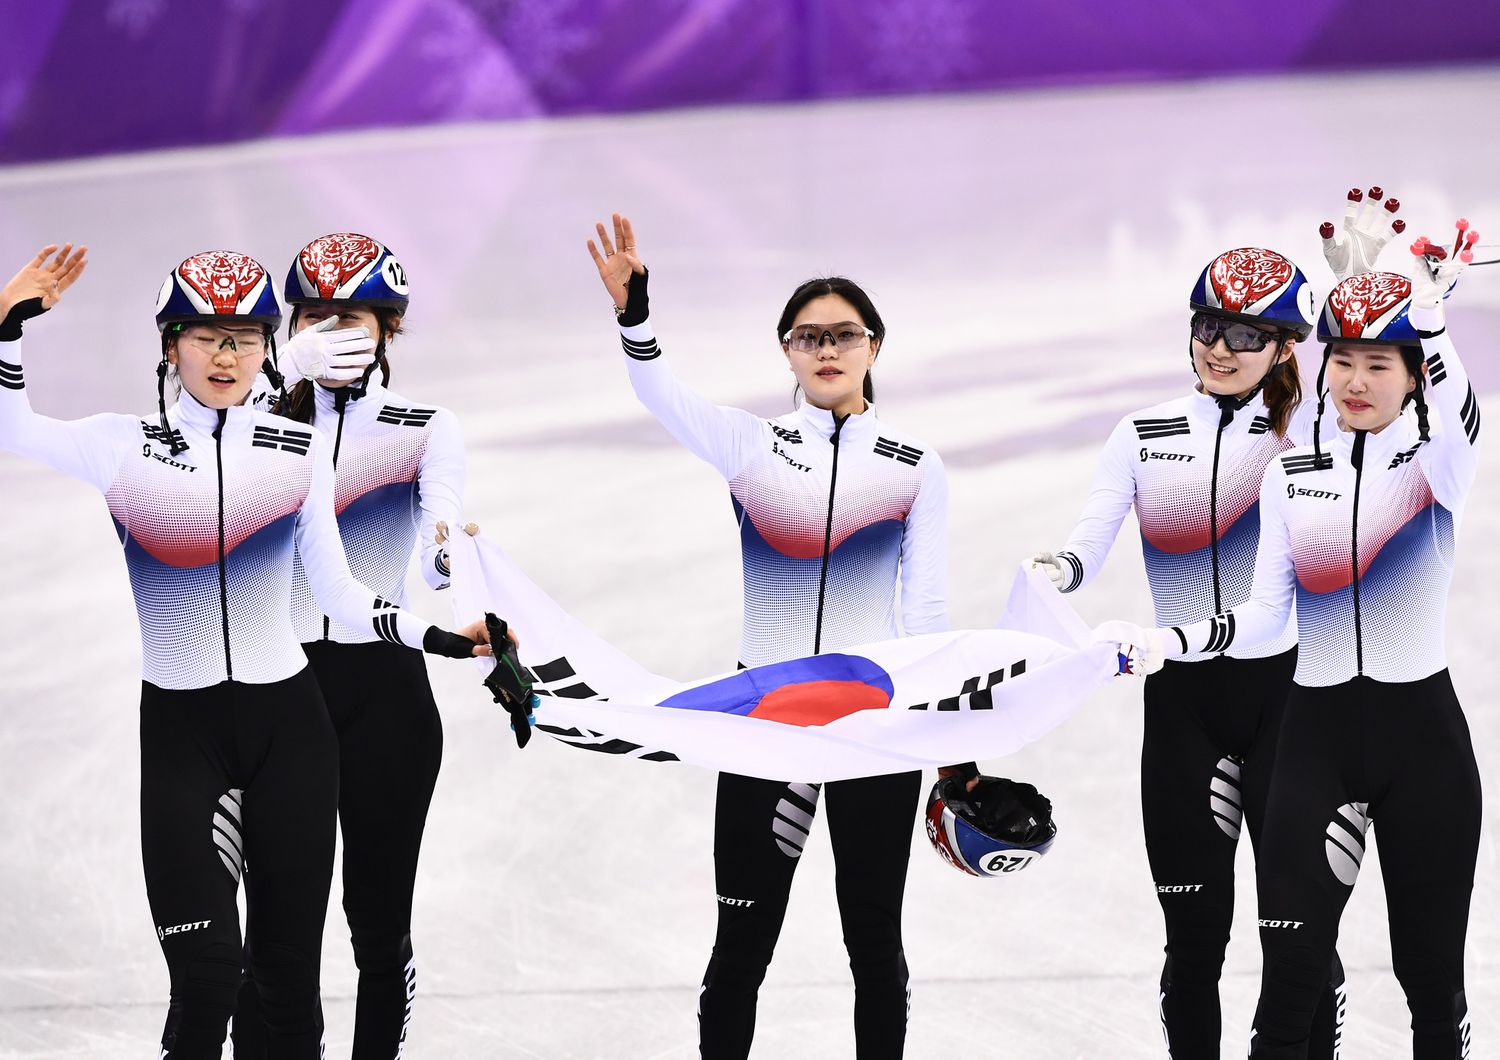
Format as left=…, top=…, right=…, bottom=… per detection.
left=699, top=770, right=922, bottom=1060
left=1250, top=671, right=1481, bottom=1059
left=1142, top=649, right=1342, bottom=1059
left=142, top=670, right=338, bottom=1059
left=234, top=641, right=443, bottom=1059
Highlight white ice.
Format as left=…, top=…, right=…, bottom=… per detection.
left=1, top=66, right=1498, bottom=1058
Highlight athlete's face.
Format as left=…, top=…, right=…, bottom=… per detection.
left=1326, top=343, right=1418, bottom=434
left=292, top=303, right=390, bottom=388
left=168, top=324, right=268, bottom=409
left=782, top=294, right=877, bottom=418
left=1190, top=318, right=1294, bottom=400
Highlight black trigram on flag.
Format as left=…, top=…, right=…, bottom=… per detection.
left=1248, top=416, right=1271, bottom=436
left=0, top=359, right=22, bottom=391
left=1134, top=416, right=1190, bottom=440
left=252, top=426, right=312, bottom=456
left=531, top=656, right=602, bottom=700
left=377, top=405, right=437, bottom=428
left=906, top=659, right=1027, bottom=711
left=534, top=723, right=680, bottom=761
left=874, top=436, right=924, bottom=465
left=529, top=656, right=679, bottom=759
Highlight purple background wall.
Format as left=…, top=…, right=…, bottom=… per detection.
left=4, top=0, right=1499, bottom=164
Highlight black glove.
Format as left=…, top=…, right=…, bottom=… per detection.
left=947, top=761, right=980, bottom=782
left=0, top=297, right=47, bottom=342
left=422, top=626, right=479, bottom=660
left=617, top=267, right=650, bottom=328
left=973, top=778, right=1054, bottom=846
left=482, top=613, right=537, bottom=749
left=939, top=776, right=1054, bottom=846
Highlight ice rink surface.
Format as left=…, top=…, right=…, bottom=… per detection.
left=1, top=66, right=1498, bottom=1058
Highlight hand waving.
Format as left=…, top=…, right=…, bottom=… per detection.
left=587, top=213, right=645, bottom=310
left=1320, top=187, right=1403, bottom=281
left=1, top=243, right=89, bottom=318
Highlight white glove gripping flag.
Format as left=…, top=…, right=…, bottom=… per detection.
left=446, top=533, right=1124, bottom=782
left=1410, top=219, right=1480, bottom=323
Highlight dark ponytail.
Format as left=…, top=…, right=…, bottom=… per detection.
left=1399, top=345, right=1431, bottom=442
left=777, top=276, right=885, bottom=408
left=278, top=307, right=403, bottom=424
left=1265, top=345, right=1304, bottom=438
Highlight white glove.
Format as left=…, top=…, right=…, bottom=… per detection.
left=279, top=315, right=377, bottom=383
left=1090, top=620, right=1166, bottom=678
left=1408, top=220, right=1479, bottom=324
left=1029, top=551, right=1066, bottom=590
left=1320, top=186, right=1404, bottom=281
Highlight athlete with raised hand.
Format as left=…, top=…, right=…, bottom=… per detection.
left=589, top=213, right=949, bottom=1059
left=0, top=246, right=493, bottom=1059
left=233, top=232, right=472, bottom=1059
left=1031, top=237, right=1351, bottom=1056
left=1100, top=221, right=1484, bottom=1057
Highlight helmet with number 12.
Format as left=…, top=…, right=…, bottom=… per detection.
left=284, top=232, right=410, bottom=311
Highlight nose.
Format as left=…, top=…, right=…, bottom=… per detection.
left=815, top=332, right=840, bottom=357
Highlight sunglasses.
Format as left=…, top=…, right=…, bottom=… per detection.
left=1190, top=313, right=1284, bottom=353
left=782, top=322, right=874, bottom=353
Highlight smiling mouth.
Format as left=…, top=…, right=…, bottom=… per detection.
left=1205, top=362, right=1236, bottom=376
left=208, top=374, right=236, bottom=386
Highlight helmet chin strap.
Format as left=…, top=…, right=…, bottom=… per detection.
left=155, top=355, right=188, bottom=457
left=329, top=331, right=386, bottom=410
left=262, top=332, right=288, bottom=411
left=1190, top=335, right=1288, bottom=419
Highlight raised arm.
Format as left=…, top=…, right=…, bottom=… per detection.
left=588, top=213, right=763, bottom=479
left=1407, top=223, right=1482, bottom=509
left=0, top=245, right=134, bottom=491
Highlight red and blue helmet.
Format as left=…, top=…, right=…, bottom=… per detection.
left=1189, top=247, right=1315, bottom=340
left=1316, top=272, right=1421, bottom=348
left=926, top=776, right=1057, bottom=878
left=155, top=250, right=281, bottom=333
left=284, top=232, right=410, bottom=311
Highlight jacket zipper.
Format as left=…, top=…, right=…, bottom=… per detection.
left=812, top=414, right=849, bottom=655
left=322, top=389, right=351, bottom=642
left=213, top=410, right=233, bottom=681
left=1349, top=431, right=1366, bottom=676
left=1208, top=404, right=1233, bottom=617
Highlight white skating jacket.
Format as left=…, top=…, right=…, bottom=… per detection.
left=620, top=319, right=948, bottom=667
left=0, top=340, right=435, bottom=690
left=1058, top=390, right=1316, bottom=662
left=280, top=381, right=464, bottom=644
left=1169, top=312, right=1480, bottom=686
